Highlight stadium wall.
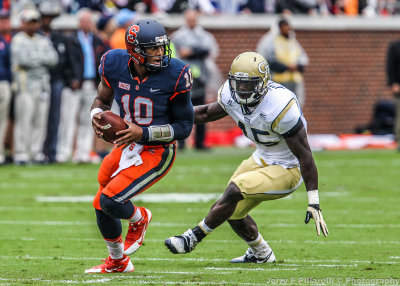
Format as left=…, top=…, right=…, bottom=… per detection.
left=48, top=14, right=399, bottom=135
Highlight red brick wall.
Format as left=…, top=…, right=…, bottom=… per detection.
left=169, top=28, right=399, bottom=135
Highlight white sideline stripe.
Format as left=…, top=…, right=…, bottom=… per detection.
left=1, top=220, right=400, bottom=228
left=36, top=193, right=222, bottom=203
left=34, top=192, right=388, bottom=203
left=4, top=206, right=400, bottom=216
left=205, top=267, right=297, bottom=271
left=7, top=237, right=400, bottom=246
left=0, top=256, right=398, bottom=265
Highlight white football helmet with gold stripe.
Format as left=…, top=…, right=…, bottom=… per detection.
left=228, top=52, right=270, bottom=106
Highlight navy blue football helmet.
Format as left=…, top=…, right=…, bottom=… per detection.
left=125, top=19, right=171, bottom=71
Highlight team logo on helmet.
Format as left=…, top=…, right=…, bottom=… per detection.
left=258, top=61, right=268, bottom=74
left=155, top=35, right=168, bottom=43
left=126, top=25, right=139, bottom=44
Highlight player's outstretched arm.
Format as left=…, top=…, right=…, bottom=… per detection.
left=194, top=102, right=228, bottom=124
left=285, top=122, right=329, bottom=237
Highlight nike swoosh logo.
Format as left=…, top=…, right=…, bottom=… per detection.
left=105, top=266, right=123, bottom=272
left=136, top=222, right=148, bottom=244
left=150, top=88, right=160, bottom=92
left=105, top=257, right=129, bottom=272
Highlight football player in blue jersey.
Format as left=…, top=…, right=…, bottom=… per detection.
left=85, top=19, right=194, bottom=273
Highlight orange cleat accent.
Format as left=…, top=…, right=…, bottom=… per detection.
left=124, top=207, right=152, bottom=255
left=85, top=254, right=134, bottom=273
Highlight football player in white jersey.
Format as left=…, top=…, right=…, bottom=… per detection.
left=165, top=51, right=328, bottom=263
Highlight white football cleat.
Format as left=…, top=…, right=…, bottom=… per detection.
left=164, top=228, right=198, bottom=254
left=230, top=248, right=276, bottom=263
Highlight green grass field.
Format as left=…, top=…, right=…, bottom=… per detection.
left=0, top=148, right=399, bottom=285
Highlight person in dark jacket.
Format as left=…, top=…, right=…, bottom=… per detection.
left=39, top=1, right=74, bottom=163
left=386, top=39, right=400, bottom=151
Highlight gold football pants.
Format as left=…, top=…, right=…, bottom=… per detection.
left=229, top=156, right=302, bottom=220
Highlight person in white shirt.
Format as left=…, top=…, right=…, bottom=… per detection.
left=11, top=9, right=58, bottom=164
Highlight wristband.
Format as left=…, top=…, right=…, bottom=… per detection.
left=307, top=189, right=319, bottom=205
left=148, top=124, right=174, bottom=142
left=90, top=108, right=104, bottom=120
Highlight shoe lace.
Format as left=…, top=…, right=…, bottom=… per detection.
left=182, top=229, right=198, bottom=250
left=245, top=248, right=255, bottom=258
left=126, top=218, right=146, bottom=242
left=104, top=256, right=123, bottom=269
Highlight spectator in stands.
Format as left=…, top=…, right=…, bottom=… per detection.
left=57, top=8, right=107, bottom=163
left=171, top=8, right=219, bottom=150
left=39, top=1, right=73, bottom=164
left=213, top=0, right=265, bottom=13
left=276, top=0, right=330, bottom=15
left=109, top=8, right=136, bottom=50
left=0, top=9, right=11, bottom=43
left=240, top=0, right=267, bottom=13
left=95, top=14, right=118, bottom=158
left=0, top=0, right=10, bottom=11
left=11, top=9, right=58, bottom=165
left=0, top=10, right=11, bottom=165
left=96, top=14, right=117, bottom=50
left=0, top=9, right=13, bottom=164
left=386, top=37, right=400, bottom=151
left=155, top=0, right=216, bottom=14
left=256, top=17, right=309, bottom=106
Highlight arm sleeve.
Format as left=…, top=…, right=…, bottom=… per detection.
left=141, top=90, right=194, bottom=141
left=173, top=64, right=193, bottom=96
left=98, top=51, right=112, bottom=87
left=169, top=90, right=194, bottom=140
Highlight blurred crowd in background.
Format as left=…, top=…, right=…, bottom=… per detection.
left=2, top=0, right=400, bottom=17
left=0, top=0, right=399, bottom=166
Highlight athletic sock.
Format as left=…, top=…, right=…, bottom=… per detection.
left=104, top=235, right=124, bottom=259
left=127, top=206, right=143, bottom=223
left=198, top=219, right=214, bottom=234
left=247, top=233, right=271, bottom=255
left=193, top=219, right=213, bottom=242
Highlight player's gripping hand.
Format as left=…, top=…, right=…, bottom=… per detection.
left=90, top=110, right=104, bottom=138
left=305, top=204, right=329, bottom=237
left=114, top=119, right=143, bottom=148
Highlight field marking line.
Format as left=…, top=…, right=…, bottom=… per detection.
left=1, top=220, right=400, bottom=228
left=4, top=237, right=400, bottom=246
left=205, top=267, right=297, bottom=271
left=4, top=206, right=400, bottom=216
left=0, top=276, right=278, bottom=285
left=33, top=193, right=395, bottom=203
left=35, top=194, right=222, bottom=203
left=0, top=255, right=398, bottom=265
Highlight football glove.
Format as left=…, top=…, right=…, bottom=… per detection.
left=305, top=204, right=329, bottom=237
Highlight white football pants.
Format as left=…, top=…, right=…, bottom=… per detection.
left=57, top=80, right=96, bottom=163
left=13, top=81, right=50, bottom=162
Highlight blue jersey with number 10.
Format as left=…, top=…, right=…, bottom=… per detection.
left=98, top=49, right=193, bottom=144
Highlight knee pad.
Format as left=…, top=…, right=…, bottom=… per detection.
left=99, top=193, right=134, bottom=219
